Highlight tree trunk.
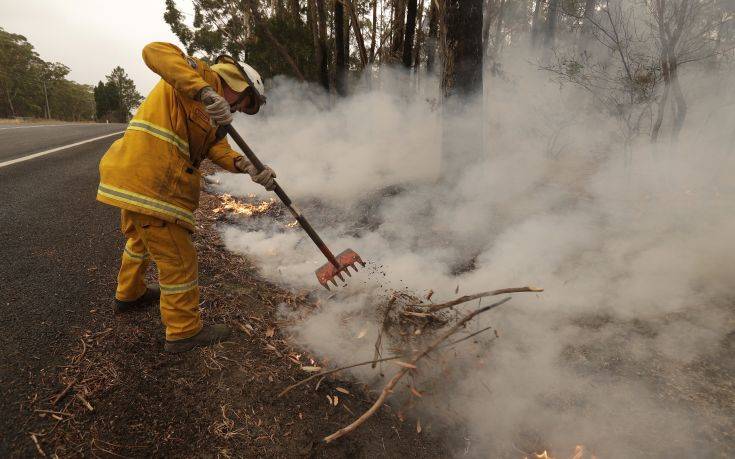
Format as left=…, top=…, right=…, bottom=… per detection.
left=670, top=59, right=687, bottom=139
left=442, top=0, right=483, bottom=97
left=402, top=0, right=419, bottom=68
left=531, top=0, right=543, bottom=47
left=651, top=81, right=669, bottom=142
left=2, top=83, right=15, bottom=118
left=317, top=0, right=330, bottom=89
left=545, top=0, right=560, bottom=46
left=308, top=0, right=328, bottom=89
left=482, top=0, right=493, bottom=55
left=290, top=0, right=301, bottom=21
left=370, top=0, right=378, bottom=62
left=335, top=0, right=348, bottom=95
left=391, top=0, right=407, bottom=60
left=344, top=0, right=369, bottom=69
left=492, top=0, right=507, bottom=57
left=582, top=0, right=597, bottom=35
left=426, top=0, right=439, bottom=73
left=412, top=0, right=426, bottom=69
left=441, top=0, right=484, bottom=181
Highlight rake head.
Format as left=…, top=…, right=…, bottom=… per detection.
left=315, top=249, right=366, bottom=290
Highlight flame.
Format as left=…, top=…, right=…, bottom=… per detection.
left=526, top=445, right=595, bottom=459
left=214, top=194, right=275, bottom=216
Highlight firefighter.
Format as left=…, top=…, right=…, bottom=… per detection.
left=97, top=42, right=275, bottom=353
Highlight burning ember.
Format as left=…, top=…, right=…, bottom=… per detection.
left=526, top=445, right=595, bottom=459
left=213, top=193, right=276, bottom=216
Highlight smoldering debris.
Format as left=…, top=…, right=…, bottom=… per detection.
left=212, top=58, right=735, bottom=456
left=270, top=286, right=541, bottom=443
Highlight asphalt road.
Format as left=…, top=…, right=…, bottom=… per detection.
left=0, top=123, right=126, bottom=455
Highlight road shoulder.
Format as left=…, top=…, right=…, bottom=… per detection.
left=30, top=167, right=450, bottom=457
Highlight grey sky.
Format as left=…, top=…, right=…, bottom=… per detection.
left=2, top=0, right=193, bottom=95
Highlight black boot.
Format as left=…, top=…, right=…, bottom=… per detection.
left=114, top=286, right=160, bottom=314
left=164, top=325, right=231, bottom=353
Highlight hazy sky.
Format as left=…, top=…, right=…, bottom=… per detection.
left=2, top=0, right=193, bottom=94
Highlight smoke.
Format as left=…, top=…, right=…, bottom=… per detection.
left=211, top=52, right=735, bottom=456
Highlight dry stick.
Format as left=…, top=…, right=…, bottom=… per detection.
left=420, top=286, right=543, bottom=313
left=30, top=433, right=46, bottom=457
left=51, top=379, right=76, bottom=406
left=76, top=393, right=94, bottom=412
left=278, top=325, right=496, bottom=398
left=279, top=290, right=519, bottom=398
left=372, top=296, right=398, bottom=368
left=323, top=297, right=512, bottom=443
left=278, top=354, right=404, bottom=398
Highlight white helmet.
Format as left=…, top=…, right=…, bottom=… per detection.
left=240, top=62, right=265, bottom=96
left=211, top=55, right=265, bottom=99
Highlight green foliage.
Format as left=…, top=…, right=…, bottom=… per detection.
left=93, top=81, right=121, bottom=121
left=105, top=66, right=143, bottom=122
left=248, top=14, right=317, bottom=80
left=163, top=0, right=320, bottom=81
left=0, top=27, right=95, bottom=120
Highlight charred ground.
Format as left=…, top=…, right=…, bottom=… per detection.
left=22, top=168, right=451, bottom=458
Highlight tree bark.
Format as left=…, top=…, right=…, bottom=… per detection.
left=391, top=0, right=407, bottom=60
left=426, top=0, right=439, bottom=73
left=493, top=0, right=507, bottom=56
left=442, top=0, right=483, bottom=97
left=412, top=0, right=426, bottom=69
left=369, top=0, right=378, bottom=62
left=335, top=0, right=348, bottom=95
left=308, top=0, right=328, bottom=89
left=582, top=0, right=597, bottom=36
left=289, top=0, right=302, bottom=21
left=317, top=0, right=330, bottom=89
left=531, top=0, right=543, bottom=47
left=545, top=0, right=560, bottom=46
left=402, top=0, right=419, bottom=67
left=343, top=0, right=369, bottom=69
left=441, top=0, right=483, bottom=181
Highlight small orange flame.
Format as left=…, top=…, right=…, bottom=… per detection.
left=525, top=445, right=595, bottom=459
left=214, top=194, right=275, bottom=216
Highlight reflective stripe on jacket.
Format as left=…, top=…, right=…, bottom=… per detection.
left=97, top=42, right=241, bottom=231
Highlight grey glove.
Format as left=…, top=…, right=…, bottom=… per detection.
left=198, top=86, right=233, bottom=126
left=235, top=156, right=277, bottom=191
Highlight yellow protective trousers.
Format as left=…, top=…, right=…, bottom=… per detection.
left=116, top=209, right=202, bottom=341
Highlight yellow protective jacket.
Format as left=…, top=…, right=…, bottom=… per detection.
left=97, top=42, right=241, bottom=231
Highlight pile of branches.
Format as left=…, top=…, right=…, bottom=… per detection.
left=279, top=286, right=543, bottom=442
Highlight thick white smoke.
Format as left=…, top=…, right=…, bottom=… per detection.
left=211, top=52, right=735, bottom=457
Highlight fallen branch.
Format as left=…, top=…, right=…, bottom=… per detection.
left=278, top=324, right=499, bottom=399
left=421, top=286, right=542, bottom=312
left=323, top=297, right=512, bottom=443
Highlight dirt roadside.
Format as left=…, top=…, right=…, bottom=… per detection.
left=28, top=169, right=451, bottom=458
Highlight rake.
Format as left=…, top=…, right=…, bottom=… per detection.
left=218, top=124, right=365, bottom=289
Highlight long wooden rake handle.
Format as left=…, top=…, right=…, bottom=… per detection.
left=217, top=124, right=341, bottom=269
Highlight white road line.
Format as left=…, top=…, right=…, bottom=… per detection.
left=0, top=131, right=124, bottom=169
left=0, top=124, right=89, bottom=130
